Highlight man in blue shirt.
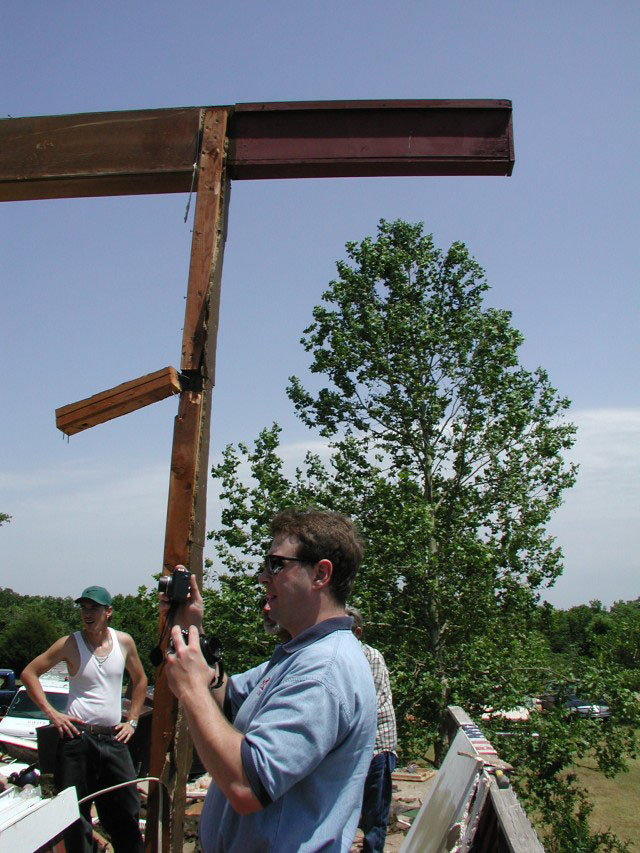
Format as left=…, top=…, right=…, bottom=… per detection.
left=164, top=509, right=377, bottom=852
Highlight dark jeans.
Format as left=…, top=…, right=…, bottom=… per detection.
left=54, top=731, right=143, bottom=852
left=360, top=751, right=396, bottom=853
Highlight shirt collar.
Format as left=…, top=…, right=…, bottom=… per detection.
left=280, top=615, right=354, bottom=654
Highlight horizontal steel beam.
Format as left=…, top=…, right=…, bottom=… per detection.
left=229, top=100, right=514, bottom=180
left=0, top=100, right=513, bottom=201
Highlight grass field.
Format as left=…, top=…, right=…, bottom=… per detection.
left=574, top=751, right=640, bottom=848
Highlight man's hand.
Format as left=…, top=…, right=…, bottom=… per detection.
left=164, top=625, right=214, bottom=703
left=158, top=567, right=205, bottom=632
left=114, top=720, right=137, bottom=743
left=48, top=708, right=84, bottom=739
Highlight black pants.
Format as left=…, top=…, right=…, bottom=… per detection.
left=55, top=731, right=143, bottom=852
left=360, top=751, right=396, bottom=853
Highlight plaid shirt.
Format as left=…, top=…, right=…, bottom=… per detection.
left=361, top=642, right=397, bottom=755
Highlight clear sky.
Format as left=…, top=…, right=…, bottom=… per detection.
left=1, top=1, right=638, bottom=608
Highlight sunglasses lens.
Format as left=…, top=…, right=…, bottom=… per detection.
left=264, top=555, right=283, bottom=575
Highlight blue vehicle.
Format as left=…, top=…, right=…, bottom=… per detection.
left=0, top=670, right=18, bottom=713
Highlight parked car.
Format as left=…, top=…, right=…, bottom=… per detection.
left=539, top=687, right=611, bottom=720
left=0, top=679, right=69, bottom=744
left=0, top=670, right=19, bottom=714
left=565, top=694, right=611, bottom=720
left=481, top=696, right=542, bottom=723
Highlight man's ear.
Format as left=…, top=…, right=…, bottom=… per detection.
left=314, top=559, right=333, bottom=588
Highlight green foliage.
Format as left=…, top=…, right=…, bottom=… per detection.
left=0, top=607, right=62, bottom=674
left=535, top=599, right=640, bottom=692
left=285, top=219, right=577, bottom=754
left=110, top=587, right=157, bottom=683
left=0, top=512, right=11, bottom=527
left=0, top=589, right=76, bottom=645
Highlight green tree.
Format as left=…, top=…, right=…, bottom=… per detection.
left=286, top=219, right=577, bottom=758
left=0, top=513, right=10, bottom=526
left=0, top=608, right=61, bottom=674
left=601, top=600, right=640, bottom=682
left=111, top=588, right=157, bottom=684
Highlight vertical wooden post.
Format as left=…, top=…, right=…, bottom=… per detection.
left=145, top=108, right=230, bottom=852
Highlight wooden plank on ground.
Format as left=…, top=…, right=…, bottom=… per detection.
left=55, top=366, right=181, bottom=435
left=392, top=770, right=435, bottom=783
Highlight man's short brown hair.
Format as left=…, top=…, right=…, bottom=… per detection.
left=271, top=509, right=365, bottom=605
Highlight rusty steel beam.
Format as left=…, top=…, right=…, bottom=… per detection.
left=228, top=99, right=514, bottom=179
left=0, top=107, right=201, bottom=201
left=0, top=100, right=513, bottom=201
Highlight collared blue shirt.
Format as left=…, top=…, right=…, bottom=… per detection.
left=199, top=616, right=377, bottom=853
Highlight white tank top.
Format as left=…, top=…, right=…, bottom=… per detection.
left=67, top=627, right=124, bottom=726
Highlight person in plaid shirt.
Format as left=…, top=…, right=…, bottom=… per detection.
left=347, top=607, right=398, bottom=853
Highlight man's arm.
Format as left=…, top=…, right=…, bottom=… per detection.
left=165, top=625, right=261, bottom=815
left=21, top=636, right=84, bottom=737
left=114, top=632, right=148, bottom=743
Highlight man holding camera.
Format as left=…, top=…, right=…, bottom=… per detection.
left=21, top=585, right=147, bottom=852
left=163, top=508, right=377, bottom=853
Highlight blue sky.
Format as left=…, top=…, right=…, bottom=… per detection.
left=1, top=1, right=638, bottom=608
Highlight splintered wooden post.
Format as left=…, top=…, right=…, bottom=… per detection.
left=145, top=108, right=229, bottom=853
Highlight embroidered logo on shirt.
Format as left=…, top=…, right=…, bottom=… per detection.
left=257, top=678, right=271, bottom=694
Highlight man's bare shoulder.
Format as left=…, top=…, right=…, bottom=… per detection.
left=49, top=633, right=77, bottom=657
left=113, top=629, right=138, bottom=653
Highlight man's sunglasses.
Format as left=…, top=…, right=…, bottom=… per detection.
left=263, top=554, right=307, bottom=576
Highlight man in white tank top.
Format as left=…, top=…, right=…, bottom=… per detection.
left=22, top=585, right=148, bottom=852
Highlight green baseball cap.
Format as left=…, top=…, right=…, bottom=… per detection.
left=75, top=586, right=112, bottom=606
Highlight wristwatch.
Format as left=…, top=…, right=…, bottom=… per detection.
left=128, top=719, right=138, bottom=730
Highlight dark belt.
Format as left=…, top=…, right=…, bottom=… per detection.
left=78, top=723, right=118, bottom=735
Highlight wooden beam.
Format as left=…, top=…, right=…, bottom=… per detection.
left=55, top=366, right=181, bottom=436
left=0, top=100, right=513, bottom=201
left=146, top=108, right=229, bottom=853
left=181, top=108, right=229, bottom=374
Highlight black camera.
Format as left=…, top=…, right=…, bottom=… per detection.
left=167, top=630, right=225, bottom=688
left=158, top=568, right=191, bottom=603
